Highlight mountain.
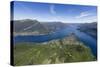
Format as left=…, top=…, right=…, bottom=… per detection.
left=78, top=22, right=97, bottom=39
left=14, top=33, right=96, bottom=65
left=13, top=19, right=67, bottom=35
left=13, top=19, right=47, bottom=33
left=42, top=22, right=67, bottom=32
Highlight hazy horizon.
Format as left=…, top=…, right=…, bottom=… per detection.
left=12, top=1, right=97, bottom=23
left=13, top=18, right=97, bottom=23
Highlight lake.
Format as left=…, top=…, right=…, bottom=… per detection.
left=14, top=24, right=97, bottom=57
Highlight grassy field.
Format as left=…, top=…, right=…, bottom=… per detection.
left=14, top=35, right=96, bottom=66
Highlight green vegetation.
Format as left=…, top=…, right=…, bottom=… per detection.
left=14, top=34, right=96, bottom=66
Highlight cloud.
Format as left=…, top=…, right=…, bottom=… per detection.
left=82, top=16, right=97, bottom=22
left=50, top=5, right=56, bottom=14
left=75, top=11, right=92, bottom=19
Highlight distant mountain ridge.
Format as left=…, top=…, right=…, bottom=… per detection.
left=78, top=22, right=97, bottom=39
left=13, top=19, right=67, bottom=35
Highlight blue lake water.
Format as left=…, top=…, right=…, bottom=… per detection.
left=14, top=25, right=97, bottom=57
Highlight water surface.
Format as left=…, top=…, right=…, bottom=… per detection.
left=14, top=24, right=97, bottom=57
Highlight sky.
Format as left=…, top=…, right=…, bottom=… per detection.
left=11, top=1, right=97, bottom=23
